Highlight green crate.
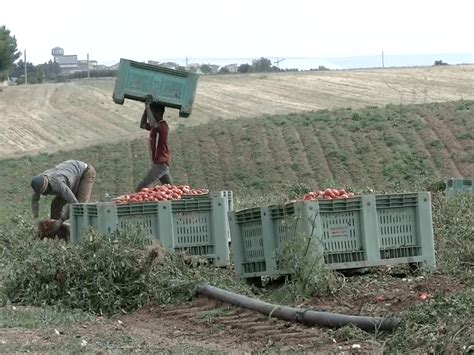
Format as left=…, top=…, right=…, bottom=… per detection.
left=229, top=202, right=320, bottom=278
left=445, top=178, right=473, bottom=199
left=113, top=58, right=199, bottom=118
left=229, top=193, right=436, bottom=280
left=70, top=196, right=229, bottom=266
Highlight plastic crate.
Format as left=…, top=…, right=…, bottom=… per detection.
left=112, top=58, right=199, bottom=118
left=445, top=178, right=473, bottom=199
left=229, top=201, right=320, bottom=279
left=70, top=196, right=229, bottom=266
left=229, top=193, right=436, bottom=279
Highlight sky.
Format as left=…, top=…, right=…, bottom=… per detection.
left=1, top=0, right=473, bottom=68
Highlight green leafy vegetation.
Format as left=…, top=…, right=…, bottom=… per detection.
left=384, top=292, right=473, bottom=353
left=0, top=306, right=93, bottom=329
left=0, top=25, right=20, bottom=80
left=275, top=229, right=340, bottom=303
left=1, top=218, right=251, bottom=316
left=432, top=195, right=474, bottom=282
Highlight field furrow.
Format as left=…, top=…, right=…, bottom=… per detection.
left=416, top=115, right=463, bottom=177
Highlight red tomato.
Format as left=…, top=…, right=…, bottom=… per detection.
left=325, top=190, right=336, bottom=198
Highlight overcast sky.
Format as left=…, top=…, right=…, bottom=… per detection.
left=1, top=0, right=473, bottom=66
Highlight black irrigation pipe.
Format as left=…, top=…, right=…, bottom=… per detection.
left=197, top=284, right=400, bottom=332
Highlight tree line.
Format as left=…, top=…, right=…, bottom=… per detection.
left=200, top=57, right=301, bottom=74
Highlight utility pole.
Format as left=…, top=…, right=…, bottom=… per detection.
left=24, top=49, right=27, bottom=84
left=87, top=53, right=90, bottom=79
left=382, top=51, right=385, bottom=68
left=275, top=57, right=285, bottom=68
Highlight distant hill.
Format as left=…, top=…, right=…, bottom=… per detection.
left=155, top=53, right=474, bottom=70
left=0, top=65, right=473, bottom=158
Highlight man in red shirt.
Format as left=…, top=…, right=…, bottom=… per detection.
left=136, top=95, right=172, bottom=192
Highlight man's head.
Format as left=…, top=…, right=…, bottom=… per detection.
left=31, top=175, right=49, bottom=195
left=150, top=102, right=165, bottom=121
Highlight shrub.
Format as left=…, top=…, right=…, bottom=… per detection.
left=275, top=214, right=340, bottom=303
left=1, top=221, right=250, bottom=316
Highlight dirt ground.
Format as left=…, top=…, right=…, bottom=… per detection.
left=0, top=272, right=465, bottom=353
left=0, top=65, right=473, bottom=159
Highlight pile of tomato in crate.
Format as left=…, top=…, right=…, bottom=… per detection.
left=114, top=184, right=209, bottom=204
left=299, top=188, right=356, bottom=201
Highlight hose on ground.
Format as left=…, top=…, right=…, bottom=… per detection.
left=197, top=284, right=400, bottom=332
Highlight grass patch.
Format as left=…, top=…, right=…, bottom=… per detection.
left=384, top=291, right=473, bottom=353
left=432, top=194, right=474, bottom=283
left=0, top=305, right=93, bottom=329
left=457, top=132, right=474, bottom=140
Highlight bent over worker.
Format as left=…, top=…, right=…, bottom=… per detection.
left=136, top=95, right=172, bottom=192
left=31, top=160, right=96, bottom=231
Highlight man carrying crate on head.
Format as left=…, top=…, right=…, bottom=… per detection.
left=136, top=94, right=173, bottom=192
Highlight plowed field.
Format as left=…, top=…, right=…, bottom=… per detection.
left=0, top=65, right=472, bottom=158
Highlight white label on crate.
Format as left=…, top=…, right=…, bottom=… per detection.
left=330, top=226, right=349, bottom=238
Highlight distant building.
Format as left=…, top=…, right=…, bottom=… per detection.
left=55, top=55, right=78, bottom=73
left=160, top=62, right=180, bottom=70
left=52, top=47, right=78, bottom=73
left=51, top=47, right=64, bottom=57
left=78, top=60, right=98, bottom=71
left=51, top=47, right=100, bottom=74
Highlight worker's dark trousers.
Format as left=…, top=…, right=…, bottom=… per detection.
left=136, top=163, right=172, bottom=192
left=50, top=164, right=97, bottom=220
